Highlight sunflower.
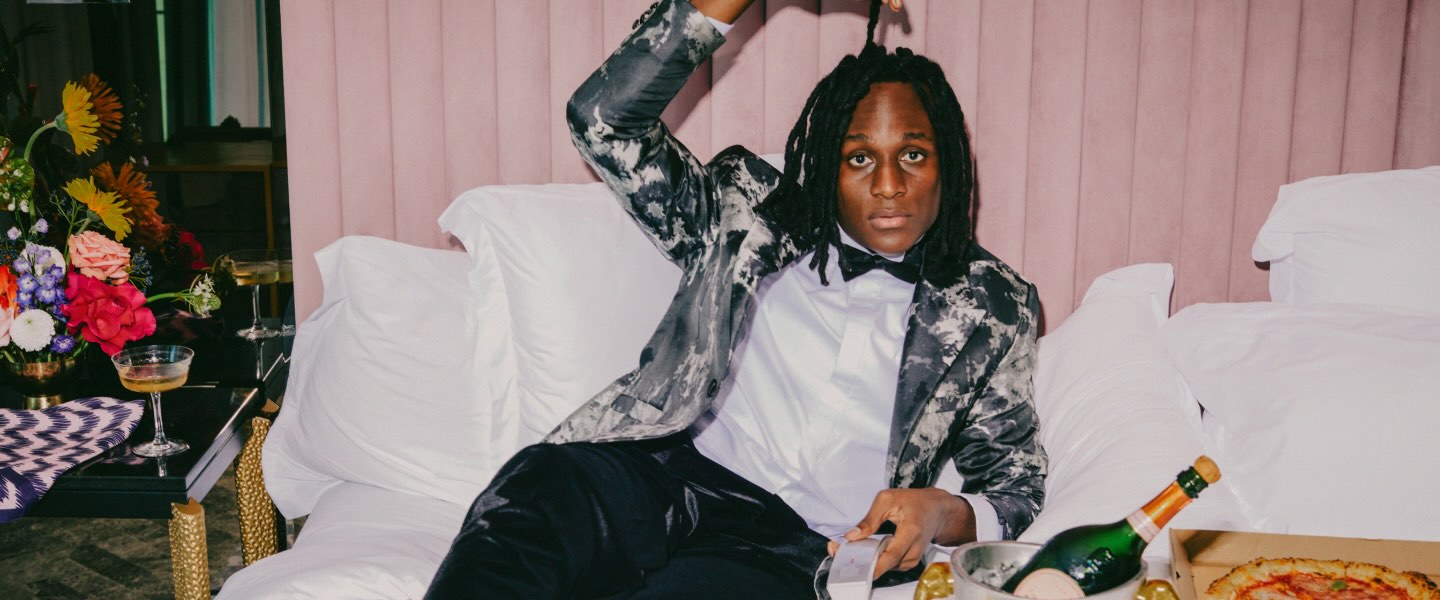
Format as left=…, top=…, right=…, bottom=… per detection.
left=63, top=177, right=132, bottom=240
left=56, top=82, right=101, bottom=155
left=80, top=74, right=123, bottom=145
left=93, top=162, right=169, bottom=248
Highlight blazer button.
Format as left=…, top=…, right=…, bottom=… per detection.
left=706, top=379, right=720, bottom=398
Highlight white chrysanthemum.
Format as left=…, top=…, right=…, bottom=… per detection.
left=11, top=308, right=56, bottom=352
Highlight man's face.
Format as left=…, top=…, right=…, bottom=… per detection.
left=837, top=82, right=941, bottom=256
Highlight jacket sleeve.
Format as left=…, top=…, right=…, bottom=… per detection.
left=953, top=283, right=1047, bottom=540
left=566, top=0, right=726, bottom=262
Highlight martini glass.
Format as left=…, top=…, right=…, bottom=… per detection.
left=113, top=345, right=195, bottom=458
left=222, top=250, right=280, bottom=339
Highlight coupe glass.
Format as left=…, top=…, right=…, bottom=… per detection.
left=113, top=345, right=195, bottom=458
left=222, top=250, right=280, bottom=339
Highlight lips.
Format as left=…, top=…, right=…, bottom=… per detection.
left=868, top=210, right=911, bottom=229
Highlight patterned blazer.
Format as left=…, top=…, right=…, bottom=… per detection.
left=545, top=0, right=1046, bottom=543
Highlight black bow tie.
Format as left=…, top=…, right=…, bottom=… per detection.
left=837, top=243, right=922, bottom=283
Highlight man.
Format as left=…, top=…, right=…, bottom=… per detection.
left=426, top=0, right=1045, bottom=597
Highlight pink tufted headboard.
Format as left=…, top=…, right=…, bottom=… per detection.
left=280, top=0, right=1440, bottom=330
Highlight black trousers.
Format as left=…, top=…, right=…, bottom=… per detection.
left=424, top=435, right=830, bottom=599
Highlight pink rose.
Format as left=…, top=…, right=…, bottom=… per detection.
left=62, top=272, right=156, bottom=356
left=68, top=231, right=131, bottom=283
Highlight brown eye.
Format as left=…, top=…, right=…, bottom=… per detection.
left=847, top=154, right=872, bottom=167
left=902, top=150, right=927, bottom=163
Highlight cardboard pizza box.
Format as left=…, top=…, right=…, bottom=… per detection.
left=1169, top=530, right=1440, bottom=600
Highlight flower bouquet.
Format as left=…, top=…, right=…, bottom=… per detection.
left=0, top=75, right=218, bottom=405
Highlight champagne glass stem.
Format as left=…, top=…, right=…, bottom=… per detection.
left=250, top=284, right=262, bottom=331
left=149, top=391, right=170, bottom=448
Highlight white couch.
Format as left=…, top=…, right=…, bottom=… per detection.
left=218, top=167, right=1440, bottom=599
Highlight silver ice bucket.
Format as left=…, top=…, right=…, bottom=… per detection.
left=948, top=541, right=1146, bottom=600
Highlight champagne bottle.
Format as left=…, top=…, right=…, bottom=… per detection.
left=1001, top=456, right=1222, bottom=599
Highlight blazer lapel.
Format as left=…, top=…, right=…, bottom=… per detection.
left=888, top=276, right=988, bottom=469
left=728, top=213, right=804, bottom=340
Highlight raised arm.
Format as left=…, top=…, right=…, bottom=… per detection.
left=566, top=0, right=740, bottom=261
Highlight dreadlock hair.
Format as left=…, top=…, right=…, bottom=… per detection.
left=756, top=2, right=976, bottom=286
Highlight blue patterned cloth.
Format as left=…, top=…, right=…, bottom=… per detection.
left=0, top=397, right=144, bottom=523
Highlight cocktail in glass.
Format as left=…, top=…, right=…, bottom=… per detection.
left=112, top=345, right=195, bottom=457
left=221, top=250, right=280, bottom=339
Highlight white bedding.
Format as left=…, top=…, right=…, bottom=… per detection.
left=217, top=483, right=469, bottom=599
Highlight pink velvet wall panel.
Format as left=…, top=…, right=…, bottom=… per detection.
left=1128, top=0, right=1195, bottom=269
left=1229, top=0, right=1300, bottom=303
left=763, top=1, right=820, bottom=153
left=333, top=0, right=397, bottom=241
left=280, top=0, right=342, bottom=319
left=1022, top=0, right=1087, bottom=327
left=550, top=1, right=607, bottom=184
left=1175, top=0, right=1246, bottom=310
left=388, top=0, right=450, bottom=248
left=282, top=0, right=1440, bottom=326
left=1342, top=0, right=1407, bottom=174
left=974, top=0, right=1036, bottom=270
left=1289, top=0, right=1351, bottom=183
left=1073, top=0, right=1142, bottom=318
left=1396, top=0, right=1440, bottom=169
left=925, top=0, right=981, bottom=119
left=440, top=0, right=499, bottom=203
left=495, top=1, right=552, bottom=185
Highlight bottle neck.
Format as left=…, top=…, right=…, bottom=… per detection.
left=1124, top=481, right=1194, bottom=544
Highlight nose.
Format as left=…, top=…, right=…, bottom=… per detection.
left=871, top=159, right=906, bottom=200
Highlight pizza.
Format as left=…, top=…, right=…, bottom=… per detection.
left=1204, top=557, right=1440, bottom=600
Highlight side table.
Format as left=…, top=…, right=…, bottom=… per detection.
left=27, top=386, right=266, bottom=599
left=17, top=320, right=290, bottom=599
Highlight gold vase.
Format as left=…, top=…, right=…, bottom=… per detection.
left=6, top=357, right=79, bottom=409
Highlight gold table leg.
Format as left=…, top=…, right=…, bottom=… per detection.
left=236, top=416, right=279, bottom=565
left=169, top=498, right=211, bottom=600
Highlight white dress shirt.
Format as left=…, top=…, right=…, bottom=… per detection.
left=690, top=228, right=1001, bottom=541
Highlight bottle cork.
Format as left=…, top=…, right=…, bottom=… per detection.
left=1194, top=456, right=1221, bottom=484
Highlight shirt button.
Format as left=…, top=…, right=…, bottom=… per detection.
left=706, top=379, right=720, bottom=398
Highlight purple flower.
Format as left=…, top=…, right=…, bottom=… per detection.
left=17, top=291, right=33, bottom=309
left=5, top=227, right=19, bottom=241
left=11, top=259, right=28, bottom=274
left=32, top=218, right=48, bottom=235
left=46, top=265, right=63, bottom=279
left=39, top=272, right=59, bottom=289
left=37, top=287, right=57, bottom=304
left=50, top=334, right=76, bottom=354
left=17, top=273, right=38, bottom=293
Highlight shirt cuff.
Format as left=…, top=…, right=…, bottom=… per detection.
left=958, top=492, right=1003, bottom=542
left=706, top=16, right=734, bottom=36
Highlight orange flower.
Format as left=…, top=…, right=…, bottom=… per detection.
left=93, top=162, right=170, bottom=248
left=0, top=266, right=16, bottom=312
left=80, top=74, right=123, bottom=145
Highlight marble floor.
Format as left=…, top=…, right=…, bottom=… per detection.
left=0, top=466, right=255, bottom=599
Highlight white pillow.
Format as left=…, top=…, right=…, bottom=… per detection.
left=440, top=183, right=682, bottom=447
left=1020, top=264, right=1246, bottom=563
left=1162, top=301, right=1440, bottom=541
left=264, top=236, right=514, bottom=516
left=1253, top=166, right=1440, bottom=315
